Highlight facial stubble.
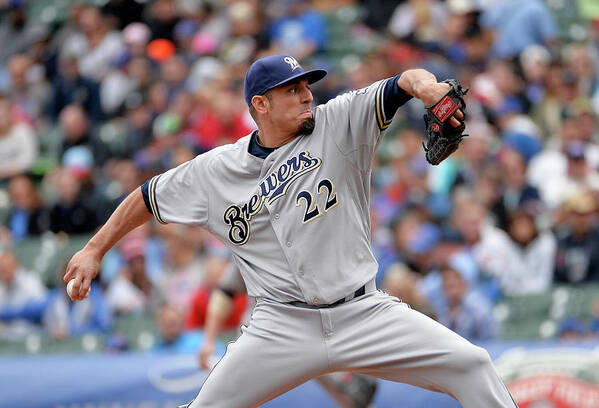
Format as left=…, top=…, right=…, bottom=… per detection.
left=295, top=116, right=315, bottom=138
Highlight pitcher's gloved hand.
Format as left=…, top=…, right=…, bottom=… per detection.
left=422, top=79, right=468, bottom=165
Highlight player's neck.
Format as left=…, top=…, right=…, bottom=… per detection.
left=256, top=126, right=296, bottom=148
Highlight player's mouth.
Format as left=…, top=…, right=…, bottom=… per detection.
left=299, top=110, right=312, bottom=119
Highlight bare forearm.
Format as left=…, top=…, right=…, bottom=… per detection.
left=85, top=187, right=152, bottom=258
left=204, top=289, right=234, bottom=342
left=398, top=69, right=438, bottom=103
left=64, top=187, right=153, bottom=300
left=199, top=289, right=235, bottom=369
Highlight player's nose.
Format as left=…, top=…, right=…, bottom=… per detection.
left=300, top=85, right=313, bottom=104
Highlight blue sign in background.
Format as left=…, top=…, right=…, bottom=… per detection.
left=1, top=341, right=596, bottom=408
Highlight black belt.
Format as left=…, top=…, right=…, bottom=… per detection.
left=289, top=284, right=367, bottom=309
left=329, top=284, right=366, bottom=307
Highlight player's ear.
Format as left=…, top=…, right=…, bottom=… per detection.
left=252, top=95, right=269, bottom=115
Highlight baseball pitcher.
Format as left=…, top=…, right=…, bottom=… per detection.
left=64, top=54, right=517, bottom=408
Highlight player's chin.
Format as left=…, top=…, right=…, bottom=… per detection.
left=295, top=117, right=315, bottom=137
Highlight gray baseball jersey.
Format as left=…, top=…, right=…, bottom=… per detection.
left=145, top=78, right=395, bottom=305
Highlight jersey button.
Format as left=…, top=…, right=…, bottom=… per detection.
left=299, top=268, right=304, bottom=276
left=286, top=241, right=292, bottom=247
left=274, top=214, right=280, bottom=220
left=313, top=298, right=320, bottom=305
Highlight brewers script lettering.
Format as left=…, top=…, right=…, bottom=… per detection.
left=223, top=151, right=322, bottom=245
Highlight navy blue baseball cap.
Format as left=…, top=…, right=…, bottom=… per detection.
left=244, top=54, right=327, bottom=107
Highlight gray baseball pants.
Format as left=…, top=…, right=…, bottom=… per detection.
left=189, top=285, right=517, bottom=408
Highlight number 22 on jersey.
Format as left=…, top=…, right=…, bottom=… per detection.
left=296, top=178, right=339, bottom=223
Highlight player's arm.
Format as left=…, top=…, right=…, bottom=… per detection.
left=198, top=288, right=235, bottom=370
left=63, top=187, right=152, bottom=300
left=65, top=153, right=211, bottom=300
left=397, top=69, right=463, bottom=127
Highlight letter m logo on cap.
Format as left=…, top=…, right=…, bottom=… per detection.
left=284, top=56, right=301, bottom=71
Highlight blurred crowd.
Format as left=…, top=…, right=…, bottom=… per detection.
left=1, top=0, right=599, bottom=351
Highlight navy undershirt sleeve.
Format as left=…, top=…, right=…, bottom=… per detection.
left=382, top=74, right=413, bottom=121
left=141, top=180, right=153, bottom=214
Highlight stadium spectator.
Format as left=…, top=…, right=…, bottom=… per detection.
left=387, top=0, right=448, bottom=48
left=533, top=139, right=599, bottom=209
left=519, top=44, right=552, bottom=107
left=443, top=191, right=505, bottom=300
left=448, top=190, right=489, bottom=247
left=383, top=262, right=435, bottom=319
left=269, top=0, right=327, bottom=61
left=496, top=145, right=543, bottom=226
left=102, top=159, right=142, bottom=208
left=58, top=104, right=109, bottom=167
left=155, top=302, right=205, bottom=353
left=475, top=208, right=557, bottom=296
left=448, top=121, right=497, bottom=194
left=47, top=168, right=99, bottom=235
left=6, top=53, right=51, bottom=123
left=155, top=224, right=204, bottom=312
left=100, top=55, right=152, bottom=116
left=0, top=248, right=47, bottom=339
left=100, top=223, right=164, bottom=285
left=472, top=165, right=504, bottom=226
left=60, top=6, right=126, bottom=83
left=186, top=251, right=248, bottom=331
left=146, top=0, right=180, bottom=43
left=121, top=22, right=152, bottom=59
left=480, top=0, right=558, bottom=59
left=0, top=95, right=38, bottom=180
left=49, top=53, right=103, bottom=123
left=6, top=175, right=50, bottom=241
left=391, top=206, right=440, bottom=274
left=0, top=1, right=48, bottom=66
left=554, top=190, right=599, bottom=283
left=133, top=109, right=183, bottom=171
left=105, top=232, right=155, bottom=315
left=470, top=59, right=526, bottom=127
left=437, top=266, right=498, bottom=340
left=192, top=81, right=254, bottom=152
left=120, top=96, right=154, bottom=159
